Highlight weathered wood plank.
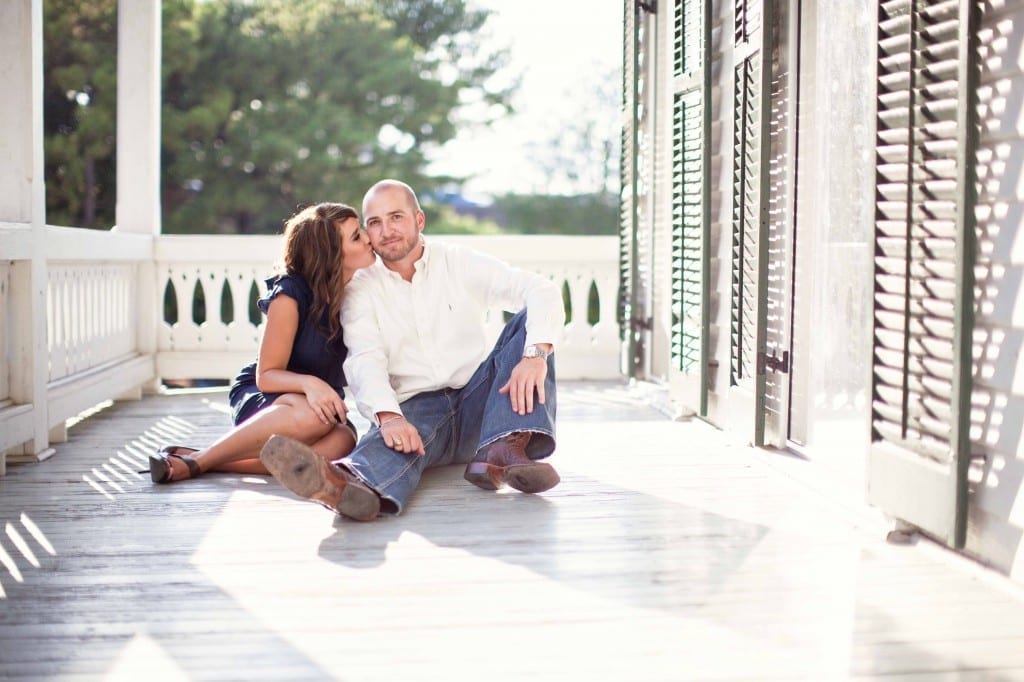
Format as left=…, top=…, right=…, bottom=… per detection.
left=1, top=382, right=1023, bottom=680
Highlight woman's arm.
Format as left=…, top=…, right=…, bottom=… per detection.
left=255, top=295, right=347, bottom=424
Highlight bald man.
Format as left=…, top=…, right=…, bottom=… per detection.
left=262, top=179, right=563, bottom=520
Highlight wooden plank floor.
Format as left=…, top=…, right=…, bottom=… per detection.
left=2, top=381, right=1024, bottom=681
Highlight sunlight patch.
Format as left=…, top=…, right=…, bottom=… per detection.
left=103, top=633, right=189, bottom=681
left=0, top=514, right=57, bottom=599
left=0, top=538, right=23, bottom=583
left=6, top=522, right=39, bottom=568
left=180, top=488, right=809, bottom=679
left=82, top=473, right=116, bottom=500
left=20, top=513, right=56, bottom=556
left=203, top=398, right=232, bottom=416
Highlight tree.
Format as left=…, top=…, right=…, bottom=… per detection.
left=161, top=0, right=510, bottom=233
left=491, top=193, right=618, bottom=236
left=43, top=0, right=118, bottom=228
left=42, top=0, right=511, bottom=232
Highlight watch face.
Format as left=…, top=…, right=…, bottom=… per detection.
left=524, top=345, right=547, bottom=359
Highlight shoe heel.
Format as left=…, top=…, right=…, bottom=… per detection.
left=464, top=462, right=501, bottom=491
left=338, top=484, right=381, bottom=522
left=147, top=454, right=170, bottom=483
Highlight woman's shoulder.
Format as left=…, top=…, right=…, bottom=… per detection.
left=259, top=273, right=312, bottom=312
left=265, top=272, right=312, bottom=293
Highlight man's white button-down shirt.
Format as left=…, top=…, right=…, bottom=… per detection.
left=341, top=238, right=565, bottom=422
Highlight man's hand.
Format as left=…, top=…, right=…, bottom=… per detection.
left=376, top=412, right=425, bottom=455
left=499, top=352, right=549, bottom=415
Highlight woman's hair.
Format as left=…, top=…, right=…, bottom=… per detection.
left=280, top=202, right=359, bottom=349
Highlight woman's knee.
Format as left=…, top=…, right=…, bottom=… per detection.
left=275, top=394, right=334, bottom=438
left=313, top=424, right=357, bottom=458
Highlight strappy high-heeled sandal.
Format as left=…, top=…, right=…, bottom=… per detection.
left=143, top=446, right=202, bottom=483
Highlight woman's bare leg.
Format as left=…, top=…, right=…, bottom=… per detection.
left=208, top=424, right=357, bottom=475
left=161, top=394, right=354, bottom=480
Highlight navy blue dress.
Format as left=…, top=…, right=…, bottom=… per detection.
left=228, top=274, right=347, bottom=426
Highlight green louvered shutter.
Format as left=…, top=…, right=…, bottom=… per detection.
left=670, top=0, right=712, bottom=414
left=867, top=0, right=979, bottom=549
left=727, top=0, right=772, bottom=445
left=620, top=2, right=658, bottom=379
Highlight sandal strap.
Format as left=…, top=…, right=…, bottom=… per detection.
left=159, top=445, right=199, bottom=456
left=170, top=453, right=202, bottom=479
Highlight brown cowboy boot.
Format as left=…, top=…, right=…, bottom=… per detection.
left=464, top=431, right=560, bottom=493
left=260, top=435, right=380, bottom=521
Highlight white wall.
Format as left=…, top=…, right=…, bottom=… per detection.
left=965, top=0, right=1024, bottom=580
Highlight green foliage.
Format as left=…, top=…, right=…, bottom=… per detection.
left=42, top=0, right=510, bottom=232
left=43, top=0, right=118, bottom=228
left=161, top=0, right=508, bottom=233
left=421, top=191, right=619, bottom=236
left=423, top=205, right=503, bottom=235
left=490, top=192, right=619, bottom=235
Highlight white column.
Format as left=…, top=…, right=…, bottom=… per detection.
left=0, top=0, right=53, bottom=464
left=116, top=0, right=162, bottom=385
left=0, top=1, right=42, bottom=225
left=116, top=0, right=162, bottom=235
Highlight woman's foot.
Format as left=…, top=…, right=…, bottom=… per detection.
left=147, top=446, right=201, bottom=483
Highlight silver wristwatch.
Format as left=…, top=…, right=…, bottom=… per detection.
left=522, top=344, right=552, bottom=360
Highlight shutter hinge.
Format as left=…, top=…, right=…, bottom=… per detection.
left=630, top=316, right=652, bottom=332
left=636, top=1, right=657, bottom=14
left=757, top=349, right=790, bottom=375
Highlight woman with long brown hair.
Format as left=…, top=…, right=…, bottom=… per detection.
left=147, top=202, right=375, bottom=482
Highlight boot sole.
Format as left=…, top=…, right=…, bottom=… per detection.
left=261, top=435, right=380, bottom=521
left=464, top=461, right=560, bottom=494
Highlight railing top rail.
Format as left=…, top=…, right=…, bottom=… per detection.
left=155, top=233, right=618, bottom=264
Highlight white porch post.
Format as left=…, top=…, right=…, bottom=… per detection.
left=116, top=0, right=162, bottom=392
left=0, top=0, right=53, bottom=467
left=116, top=0, right=162, bottom=235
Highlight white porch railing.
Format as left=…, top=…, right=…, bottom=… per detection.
left=0, top=227, right=622, bottom=474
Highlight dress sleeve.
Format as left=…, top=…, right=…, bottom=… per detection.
left=258, top=275, right=305, bottom=316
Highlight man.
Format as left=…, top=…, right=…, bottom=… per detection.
left=260, top=179, right=564, bottom=521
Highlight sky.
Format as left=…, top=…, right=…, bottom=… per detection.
left=426, top=1, right=623, bottom=197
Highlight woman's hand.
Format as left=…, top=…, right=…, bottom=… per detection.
left=304, top=377, right=348, bottom=425
left=377, top=412, right=425, bottom=455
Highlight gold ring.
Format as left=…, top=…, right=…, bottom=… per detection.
left=394, top=438, right=403, bottom=445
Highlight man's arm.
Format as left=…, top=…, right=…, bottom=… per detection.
left=342, top=284, right=427, bottom=455
left=341, top=282, right=401, bottom=422
left=458, top=246, right=565, bottom=347
left=458, top=246, right=564, bottom=414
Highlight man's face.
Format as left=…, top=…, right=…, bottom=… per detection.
left=363, top=186, right=423, bottom=263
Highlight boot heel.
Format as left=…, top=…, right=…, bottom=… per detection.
left=464, top=462, right=501, bottom=490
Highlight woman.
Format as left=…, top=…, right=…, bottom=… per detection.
left=147, top=202, right=375, bottom=482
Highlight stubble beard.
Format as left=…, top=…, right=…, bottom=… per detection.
left=375, top=234, right=419, bottom=263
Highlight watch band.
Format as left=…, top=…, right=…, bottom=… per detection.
left=523, top=344, right=552, bottom=360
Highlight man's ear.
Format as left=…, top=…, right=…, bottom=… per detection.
left=416, top=210, right=426, bottom=233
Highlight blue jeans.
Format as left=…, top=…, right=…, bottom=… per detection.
left=336, top=310, right=557, bottom=514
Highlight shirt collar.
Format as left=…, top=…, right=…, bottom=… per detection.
left=414, top=236, right=431, bottom=272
